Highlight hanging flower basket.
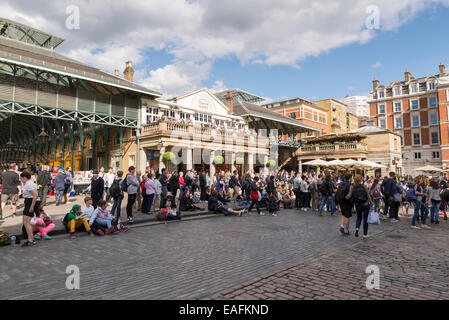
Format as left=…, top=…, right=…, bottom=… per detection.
left=235, top=157, right=244, bottom=165
left=266, top=160, right=276, bottom=167
left=214, top=155, right=224, bottom=164
left=162, top=151, right=176, bottom=162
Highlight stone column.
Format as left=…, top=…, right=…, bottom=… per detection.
left=263, top=154, right=268, bottom=175
left=231, top=152, right=236, bottom=172
left=209, top=150, right=215, bottom=179
left=248, top=152, right=254, bottom=172
left=298, top=158, right=302, bottom=173
left=186, top=148, right=193, bottom=171
left=159, top=146, right=166, bottom=171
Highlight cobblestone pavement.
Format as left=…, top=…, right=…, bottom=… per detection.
left=207, top=218, right=449, bottom=300
left=0, top=208, right=396, bottom=300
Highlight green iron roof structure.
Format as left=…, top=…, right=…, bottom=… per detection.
left=215, top=88, right=265, bottom=104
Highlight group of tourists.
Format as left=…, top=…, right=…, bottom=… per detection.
left=2, top=161, right=449, bottom=247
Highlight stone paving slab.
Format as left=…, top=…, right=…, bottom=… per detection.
left=0, top=208, right=396, bottom=300
left=206, top=219, right=449, bottom=300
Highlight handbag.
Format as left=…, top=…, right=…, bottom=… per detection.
left=368, top=205, right=381, bottom=225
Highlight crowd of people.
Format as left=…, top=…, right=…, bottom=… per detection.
left=2, top=161, right=449, bottom=247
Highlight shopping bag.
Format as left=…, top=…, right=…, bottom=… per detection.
left=368, top=205, right=380, bottom=225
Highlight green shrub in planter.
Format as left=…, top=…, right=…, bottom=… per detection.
left=214, top=155, right=224, bottom=164
left=235, top=157, right=244, bottom=165
left=162, top=151, right=176, bottom=162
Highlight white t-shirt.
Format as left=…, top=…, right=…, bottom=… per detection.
left=104, top=173, right=115, bottom=188
left=22, top=180, right=37, bottom=198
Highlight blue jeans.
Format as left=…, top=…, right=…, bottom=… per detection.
left=412, top=200, right=429, bottom=226
left=373, top=199, right=380, bottom=214
left=355, top=204, right=370, bottom=236
left=431, top=200, right=441, bottom=222
left=55, top=190, right=64, bottom=203
left=96, top=217, right=112, bottom=229
left=142, top=193, right=155, bottom=213
left=111, top=197, right=123, bottom=220
left=319, top=196, right=334, bottom=215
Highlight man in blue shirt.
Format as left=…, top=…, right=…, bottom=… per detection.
left=160, top=168, right=169, bottom=204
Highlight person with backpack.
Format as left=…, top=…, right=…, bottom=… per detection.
left=381, top=172, right=397, bottom=220
left=248, top=176, right=263, bottom=215
left=390, top=178, right=403, bottom=223
left=168, top=171, right=179, bottom=200
left=318, top=174, right=335, bottom=216
left=346, top=174, right=372, bottom=238
left=410, top=176, right=430, bottom=229
left=110, top=170, right=124, bottom=221
left=123, top=166, right=140, bottom=224
left=428, top=179, right=441, bottom=224
left=370, top=179, right=382, bottom=217
left=229, top=170, right=241, bottom=204
left=336, top=173, right=353, bottom=235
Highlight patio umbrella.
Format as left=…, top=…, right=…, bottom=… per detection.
left=355, top=160, right=386, bottom=169
left=302, top=159, right=329, bottom=166
left=325, top=160, right=345, bottom=168
left=415, top=165, right=443, bottom=173
left=340, top=159, right=359, bottom=167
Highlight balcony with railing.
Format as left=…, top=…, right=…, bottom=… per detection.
left=298, top=142, right=367, bottom=156
left=141, top=121, right=268, bottom=147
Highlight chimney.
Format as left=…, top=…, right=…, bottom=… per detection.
left=225, top=91, right=234, bottom=114
left=373, top=77, right=380, bottom=91
left=440, top=62, right=446, bottom=76
left=123, top=61, right=134, bottom=82
left=114, top=69, right=120, bottom=77
left=405, top=69, right=411, bottom=82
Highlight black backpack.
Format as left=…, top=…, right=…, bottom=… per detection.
left=352, top=185, right=368, bottom=204
left=441, top=189, right=449, bottom=202
left=319, top=181, right=330, bottom=196
left=121, top=174, right=130, bottom=193
left=110, top=179, right=121, bottom=199
left=335, top=181, right=350, bottom=205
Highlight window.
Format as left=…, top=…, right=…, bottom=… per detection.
left=412, top=115, right=420, bottom=127
left=179, top=111, right=189, bottom=119
left=280, top=102, right=286, bottom=106
left=379, top=119, right=386, bottom=129
left=394, top=87, right=401, bottom=96
left=430, top=113, right=438, bottom=125
left=429, top=97, right=437, bottom=108
left=194, top=112, right=212, bottom=123
left=411, top=100, right=419, bottom=110
left=411, top=85, right=417, bottom=93
left=306, top=113, right=311, bottom=119
left=395, top=117, right=403, bottom=128
left=379, top=91, right=385, bottom=98
left=433, top=152, right=440, bottom=159
left=163, top=109, right=175, bottom=117
left=414, top=152, right=421, bottom=159
left=378, top=104, right=385, bottom=114
left=314, top=114, right=317, bottom=121
left=290, top=112, right=296, bottom=119
left=146, top=107, right=159, bottom=123
left=431, top=131, right=439, bottom=144
left=413, top=132, right=421, bottom=145
left=394, top=102, right=402, bottom=112
left=429, top=82, right=435, bottom=90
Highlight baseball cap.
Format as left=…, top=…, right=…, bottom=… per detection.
left=92, top=169, right=99, bottom=174
left=129, top=166, right=136, bottom=172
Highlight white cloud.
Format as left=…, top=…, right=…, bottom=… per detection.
left=210, top=80, right=227, bottom=93
left=4, top=0, right=449, bottom=96
left=371, top=61, right=383, bottom=68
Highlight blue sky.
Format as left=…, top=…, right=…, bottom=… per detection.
left=201, top=5, right=449, bottom=102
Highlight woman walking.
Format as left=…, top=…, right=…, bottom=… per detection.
left=346, top=174, right=372, bottom=239
left=370, top=179, right=382, bottom=217
left=411, top=176, right=430, bottom=229
left=20, top=171, right=39, bottom=247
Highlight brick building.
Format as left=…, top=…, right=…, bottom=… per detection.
left=262, top=97, right=328, bottom=137
left=369, top=63, right=449, bottom=175
left=315, top=99, right=359, bottom=134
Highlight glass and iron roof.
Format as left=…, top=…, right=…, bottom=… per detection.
left=215, top=88, right=265, bottom=104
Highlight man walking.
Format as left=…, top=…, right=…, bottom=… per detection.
left=230, top=170, right=241, bottom=204
left=0, top=163, right=21, bottom=218
left=381, top=172, right=397, bottom=220
left=37, top=165, right=52, bottom=206
left=90, top=169, right=104, bottom=209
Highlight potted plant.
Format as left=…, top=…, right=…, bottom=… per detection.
left=162, top=151, right=176, bottom=162
left=266, top=160, right=276, bottom=167
left=214, top=155, right=224, bottom=164
left=235, top=157, right=244, bottom=165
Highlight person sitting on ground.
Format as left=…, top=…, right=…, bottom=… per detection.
left=208, top=190, right=245, bottom=216
left=282, top=187, right=294, bottom=209
left=67, top=204, right=94, bottom=239
left=204, top=186, right=211, bottom=202
left=217, top=188, right=231, bottom=205
left=160, top=195, right=182, bottom=220
left=31, top=205, right=55, bottom=240
left=268, top=191, right=279, bottom=216
left=89, top=200, right=118, bottom=235
left=179, top=189, right=195, bottom=211
left=192, top=190, right=201, bottom=203
left=81, top=196, right=95, bottom=221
